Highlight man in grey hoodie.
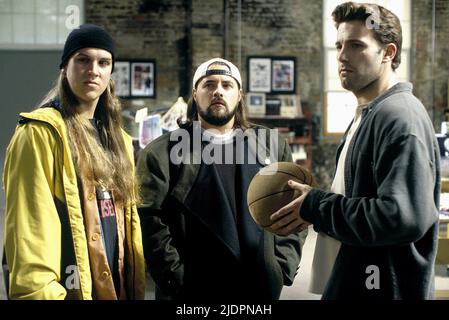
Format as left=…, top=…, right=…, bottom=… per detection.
left=268, top=2, right=440, bottom=300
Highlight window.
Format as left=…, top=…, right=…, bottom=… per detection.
left=323, top=0, right=411, bottom=136
left=0, top=0, right=84, bottom=49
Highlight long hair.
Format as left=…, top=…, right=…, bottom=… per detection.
left=38, top=72, right=138, bottom=205
left=178, top=95, right=251, bottom=130
left=332, top=2, right=402, bottom=70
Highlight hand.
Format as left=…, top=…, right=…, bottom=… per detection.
left=266, top=180, right=312, bottom=236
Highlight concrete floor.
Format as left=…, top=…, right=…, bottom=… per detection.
left=280, top=228, right=321, bottom=299
left=142, top=227, right=323, bottom=300
left=0, top=216, right=448, bottom=300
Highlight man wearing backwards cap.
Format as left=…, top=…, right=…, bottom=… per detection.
left=3, top=24, right=145, bottom=300
left=137, top=58, right=305, bottom=300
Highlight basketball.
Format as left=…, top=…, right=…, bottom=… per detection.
left=247, top=162, right=316, bottom=228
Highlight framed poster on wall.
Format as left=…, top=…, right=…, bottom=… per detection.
left=111, top=61, right=130, bottom=97
left=131, top=60, right=156, bottom=98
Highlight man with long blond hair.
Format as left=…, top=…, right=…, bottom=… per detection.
left=3, top=24, right=145, bottom=300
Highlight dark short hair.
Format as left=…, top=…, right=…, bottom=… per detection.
left=332, top=2, right=402, bottom=70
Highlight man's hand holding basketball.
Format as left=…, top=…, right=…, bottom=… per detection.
left=266, top=180, right=312, bottom=236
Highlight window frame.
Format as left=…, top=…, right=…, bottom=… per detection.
left=0, top=0, right=85, bottom=50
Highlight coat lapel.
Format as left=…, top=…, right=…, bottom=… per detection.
left=169, top=127, right=272, bottom=261
left=184, top=162, right=241, bottom=259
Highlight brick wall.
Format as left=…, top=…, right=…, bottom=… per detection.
left=86, top=0, right=449, bottom=188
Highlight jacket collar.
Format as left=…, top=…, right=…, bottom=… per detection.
left=336, top=82, right=413, bottom=165
left=19, top=106, right=133, bottom=147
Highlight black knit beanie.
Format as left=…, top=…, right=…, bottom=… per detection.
left=60, top=24, right=116, bottom=71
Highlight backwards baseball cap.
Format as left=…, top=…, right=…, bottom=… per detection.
left=192, top=58, right=242, bottom=89
left=60, top=24, right=116, bottom=71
